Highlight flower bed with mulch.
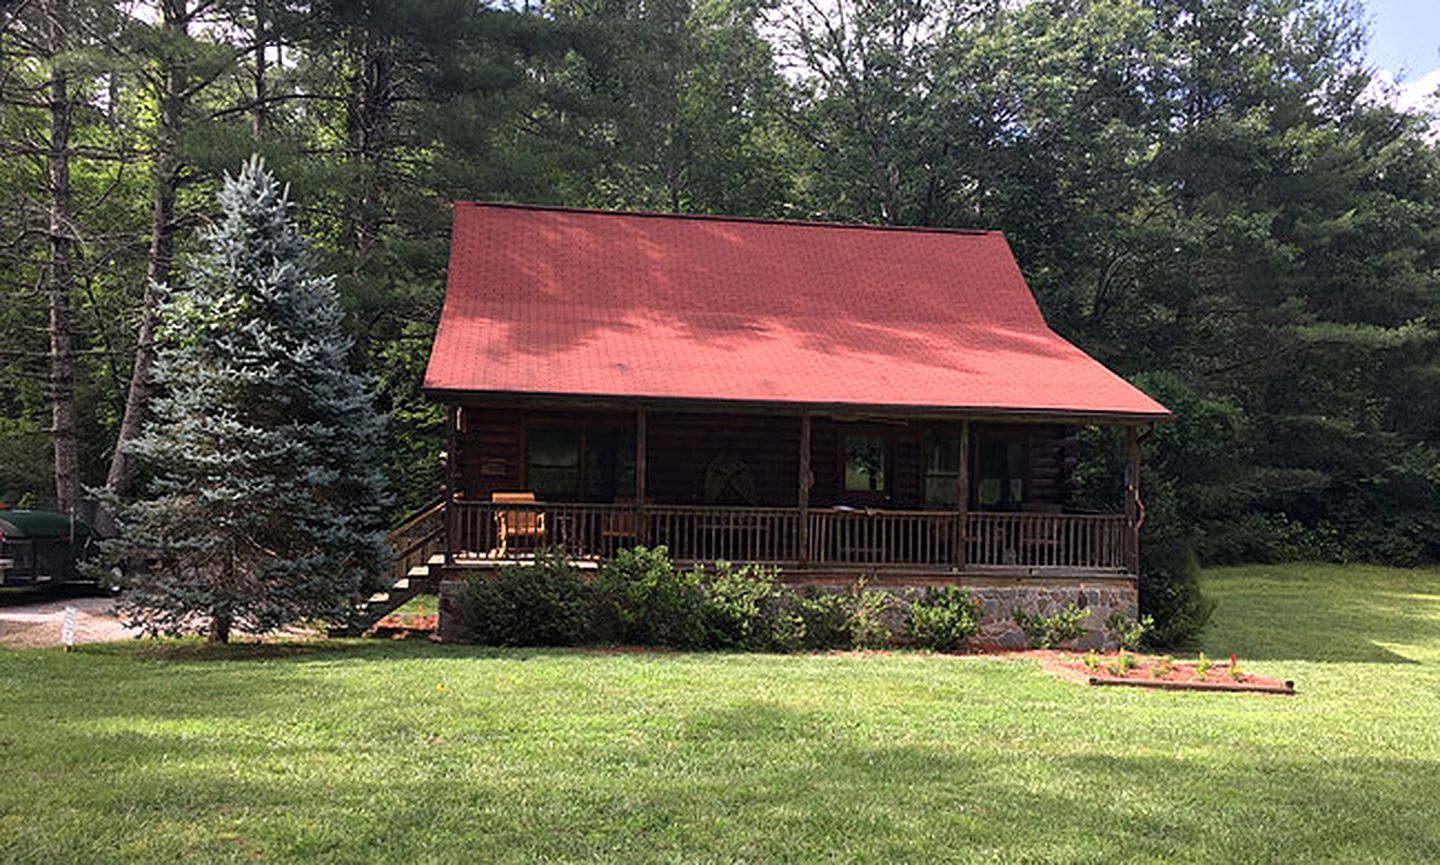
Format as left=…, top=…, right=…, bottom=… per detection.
left=1042, top=653, right=1295, bottom=695
left=370, top=611, right=437, bottom=639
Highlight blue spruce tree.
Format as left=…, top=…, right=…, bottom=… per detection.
left=103, top=157, right=390, bottom=642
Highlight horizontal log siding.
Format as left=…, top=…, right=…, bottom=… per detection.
left=455, top=408, right=632, bottom=501
left=454, top=409, right=523, bottom=500
left=646, top=412, right=800, bottom=506
left=450, top=405, right=1073, bottom=510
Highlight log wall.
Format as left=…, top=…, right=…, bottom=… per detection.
left=450, top=405, right=1073, bottom=509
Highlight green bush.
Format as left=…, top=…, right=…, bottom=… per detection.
left=795, top=588, right=854, bottom=650
left=1195, top=511, right=1343, bottom=565
left=761, top=587, right=852, bottom=652
left=1139, top=541, right=1215, bottom=648
left=451, top=548, right=595, bottom=646
left=1013, top=603, right=1091, bottom=649
left=848, top=580, right=895, bottom=649
left=694, top=561, right=781, bottom=650
left=908, top=587, right=979, bottom=652
left=766, top=608, right=808, bottom=653
left=1104, top=611, right=1155, bottom=651
left=594, top=546, right=704, bottom=648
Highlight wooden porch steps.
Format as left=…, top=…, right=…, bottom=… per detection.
left=332, top=498, right=447, bottom=636
left=348, top=557, right=444, bottom=632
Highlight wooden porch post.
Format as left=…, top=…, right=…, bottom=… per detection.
left=798, top=413, right=812, bottom=567
left=443, top=404, right=457, bottom=566
left=635, top=407, right=648, bottom=544
left=1124, top=425, right=1140, bottom=575
left=956, top=419, right=970, bottom=571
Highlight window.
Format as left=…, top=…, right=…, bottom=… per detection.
left=844, top=434, right=888, bottom=493
left=923, top=433, right=960, bottom=508
left=525, top=425, right=636, bottom=502
left=583, top=427, right=636, bottom=502
left=525, top=428, right=580, bottom=500
left=976, top=439, right=1026, bottom=508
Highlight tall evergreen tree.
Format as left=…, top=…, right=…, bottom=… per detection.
left=100, top=156, right=390, bottom=643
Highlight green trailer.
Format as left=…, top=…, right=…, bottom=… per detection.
left=0, top=510, right=97, bottom=586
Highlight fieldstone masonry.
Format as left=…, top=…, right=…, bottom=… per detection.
left=809, top=578, right=1137, bottom=650
left=963, top=579, right=1138, bottom=649
left=438, top=572, right=1139, bottom=650
left=438, top=578, right=467, bottom=644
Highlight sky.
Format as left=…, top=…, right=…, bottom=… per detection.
left=1364, top=0, right=1440, bottom=113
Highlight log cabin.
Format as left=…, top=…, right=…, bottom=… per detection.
left=421, top=203, right=1170, bottom=645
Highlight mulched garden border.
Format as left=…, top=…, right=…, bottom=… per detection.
left=1041, top=658, right=1295, bottom=695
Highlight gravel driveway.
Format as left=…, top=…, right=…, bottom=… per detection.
left=0, top=595, right=142, bottom=648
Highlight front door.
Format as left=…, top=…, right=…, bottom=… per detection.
left=837, top=427, right=891, bottom=506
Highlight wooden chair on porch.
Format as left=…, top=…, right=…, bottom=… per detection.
left=601, top=496, right=649, bottom=555
left=492, top=491, right=545, bottom=557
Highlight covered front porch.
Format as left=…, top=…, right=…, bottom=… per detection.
left=440, top=401, right=1146, bottom=579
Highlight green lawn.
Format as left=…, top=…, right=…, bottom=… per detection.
left=2, top=564, right=1438, bottom=863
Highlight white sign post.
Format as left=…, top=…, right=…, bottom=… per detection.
left=61, top=605, right=77, bottom=652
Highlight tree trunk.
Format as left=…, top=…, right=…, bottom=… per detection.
left=208, top=609, right=232, bottom=643
left=209, top=546, right=235, bottom=644
left=252, top=0, right=267, bottom=137
left=97, top=0, right=187, bottom=534
left=344, top=22, right=393, bottom=253
left=45, top=0, right=79, bottom=517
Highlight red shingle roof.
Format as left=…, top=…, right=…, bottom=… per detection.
left=424, top=203, right=1170, bottom=420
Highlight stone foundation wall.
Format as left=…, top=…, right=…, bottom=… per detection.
left=437, top=570, right=1138, bottom=650
left=797, top=579, right=1137, bottom=650
left=964, top=580, right=1137, bottom=649
left=437, top=578, right=467, bottom=644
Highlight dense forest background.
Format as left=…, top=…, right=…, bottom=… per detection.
left=3, top=0, right=1438, bottom=570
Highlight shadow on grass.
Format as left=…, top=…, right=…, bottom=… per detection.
left=16, top=711, right=1439, bottom=862
left=71, top=636, right=621, bottom=665
left=1200, top=564, right=1440, bottom=664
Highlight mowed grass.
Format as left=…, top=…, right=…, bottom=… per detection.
left=1, top=564, right=1438, bottom=863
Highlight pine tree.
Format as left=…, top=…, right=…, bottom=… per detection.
left=100, top=156, right=390, bottom=643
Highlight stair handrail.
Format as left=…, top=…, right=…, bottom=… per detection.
left=386, top=496, right=446, bottom=548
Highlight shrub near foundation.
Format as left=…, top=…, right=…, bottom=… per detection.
left=452, top=549, right=595, bottom=646
left=848, top=580, right=895, bottom=649
left=1013, top=603, right=1092, bottom=649
left=594, top=545, right=705, bottom=648
left=452, top=545, right=971, bottom=653
left=907, top=587, right=980, bottom=651
left=779, top=588, right=855, bottom=651
left=694, top=561, right=781, bottom=650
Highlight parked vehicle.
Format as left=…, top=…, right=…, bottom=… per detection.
left=0, top=509, right=97, bottom=587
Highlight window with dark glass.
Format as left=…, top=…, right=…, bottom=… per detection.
left=844, top=434, right=888, bottom=493
left=526, top=425, right=636, bottom=502
left=923, top=433, right=960, bottom=508
left=525, top=428, right=581, bottom=500
left=976, top=439, right=1026, bottom=508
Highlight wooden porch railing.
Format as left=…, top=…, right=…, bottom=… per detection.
left=808, top=509, right=961, bottom=567
left=965, top=512, right=1131, bottom=573
left=448, top=501, right=1134, bottom=575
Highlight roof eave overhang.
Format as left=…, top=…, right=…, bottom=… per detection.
left=421, top=387, right=1172, bottom=425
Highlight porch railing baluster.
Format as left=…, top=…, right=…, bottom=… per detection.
left=442, top=502, right=1135, bottom=575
